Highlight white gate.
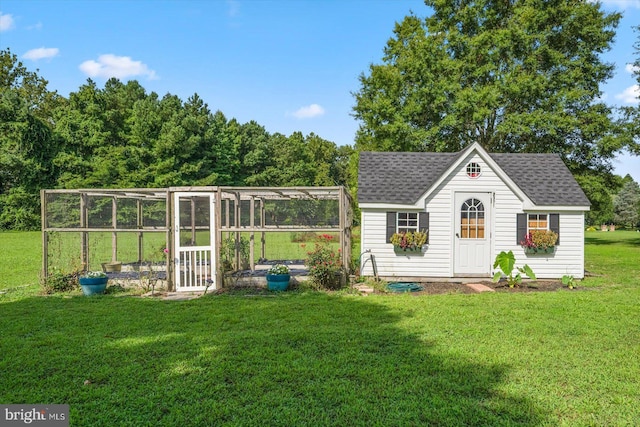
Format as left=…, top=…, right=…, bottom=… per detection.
left=174, top=192, right=216, bottom=292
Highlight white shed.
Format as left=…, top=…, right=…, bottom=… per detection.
left=357, top=143, right=590, bottom=280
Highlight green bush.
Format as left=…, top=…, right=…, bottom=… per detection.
left=305, top=234, right=344, bottom=290
left=41, top=270, right=80, bottom=294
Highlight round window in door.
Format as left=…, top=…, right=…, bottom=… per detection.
left=460, top=198, right=485, bottom=239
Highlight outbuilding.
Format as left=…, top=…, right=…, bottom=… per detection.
left=357, top=142, right=591, bottom=280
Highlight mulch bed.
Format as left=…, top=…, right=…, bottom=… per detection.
left=400, top=280, right=571, bottom=295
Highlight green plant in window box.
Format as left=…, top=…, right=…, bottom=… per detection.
left=520, top=230, right=558, bottom=254
left=390, top=230, right=428, bottom=252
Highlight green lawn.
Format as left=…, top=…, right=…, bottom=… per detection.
left=0, top=231, right=639, bottom=425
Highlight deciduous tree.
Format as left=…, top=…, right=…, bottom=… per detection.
left=352, top=0, right=626, bottom=176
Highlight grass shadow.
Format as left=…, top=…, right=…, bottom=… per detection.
left=0, top=294, right=548, bottom=425
left=585, top=232, right=640, bottom=247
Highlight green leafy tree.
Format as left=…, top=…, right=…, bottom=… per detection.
left=353, top=0, right=626, bottom=175
left=613, top=176, right=640, bottom=229
left=575, top=174, right=617, bottom=226
left=0, top=49, right=60, bottom=229
left=620, top=26, right=639, bottom=156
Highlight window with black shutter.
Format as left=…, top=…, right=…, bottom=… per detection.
left=517, top=213, right=560, bottom=245
left=387, top=211, right=429, bottom=244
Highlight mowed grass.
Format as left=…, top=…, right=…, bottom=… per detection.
left=0, top=231, right=639, bottom=425
left=0, top=231, right=41, bottom=290
left=0, top=230, right=339, bottom=293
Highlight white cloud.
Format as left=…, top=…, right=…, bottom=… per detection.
left=0, top=12, right=15, bottom=32
left=27, top=22, right=42, bottom=30
left=615, top=85, right=640, bottom=104
left=598, top=0, right=640, bottom=9
left=23, top=47, right=59, bottom=60
left=291, top=104, right=325, bottom=119
left=79, top=54, right=158, bottom=80
left=227, top=0, right=240, bottom=17
left=625, top=63, right=640, bottom=75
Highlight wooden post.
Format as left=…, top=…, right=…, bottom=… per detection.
left=166, top=190, right=173, bottom=291
left=215, top=187, right=223, bottom=288
left=137, top=199, right=143, bottom=262
left=339, top=187, right=346, bottom=271
left=190, top=198, right=196, bottom=245
left=112, top=196, right=118, bottom=262
left=260, top=198, right=266, bottom=261
left=80, top=193, right=88, bottom=271
left=41, top=190, right=48, bottom=279
left=249, top=196, right=255, bottom=271
left=225, top=197, right=230, bottom=254
left=234, top=192, right=241, bottom=270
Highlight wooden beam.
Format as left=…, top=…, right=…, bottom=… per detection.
left=234, top=192, right=241, bottom=270
left=41, top=189, right=48, bottom=279
left=166, top=190, right=173, bottom=291
left=249, top=196, right=255, bottom=271
left=80, top=193, right=88, bottom=271
left=215, top=187, right=223, bottom=288
left=43, top=227, right=168, bottom=233
left=136, top=199, right=143, bottom=262
left=112, top=197, right=118, bottom=262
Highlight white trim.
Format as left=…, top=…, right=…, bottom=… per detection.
left=523, top=205, right=591, bottom=211
left=417, top=142, right=533, bottom=207
left=358, top=202, right=422, bottom=210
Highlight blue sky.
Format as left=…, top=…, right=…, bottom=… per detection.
left=1, top=0, right=638, bottom=182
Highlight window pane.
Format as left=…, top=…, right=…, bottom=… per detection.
left=397, top=212, right=419, bottom=233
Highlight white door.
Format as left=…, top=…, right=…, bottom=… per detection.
left=174, top=193, right=216, bottom=291
left=454, top=192, right=491, bottom=276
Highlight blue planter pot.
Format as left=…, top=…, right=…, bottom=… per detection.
left=266, top=274, right=290, bottom=291
left=79, top=277, right=108, bottom=295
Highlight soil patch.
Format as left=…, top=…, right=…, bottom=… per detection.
left=400, top=280, right=570, bottom=295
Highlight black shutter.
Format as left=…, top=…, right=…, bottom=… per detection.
left=386, top=212, right=396, bottom=243
left=517, top=213, right=527, bottom=245
left=419, top=212, right=430, bottom=244
left=550, top=213, right=560, bottom=245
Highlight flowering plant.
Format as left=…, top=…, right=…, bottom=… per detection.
left=267, top=264, right=290, bottom=275
left=520, top=230, right=558, bottom=250
left=390, top=230, right=428, bottom=251
left=81, top=271, right=107, bottom=278
left=305, top=234, right=343, bottom=290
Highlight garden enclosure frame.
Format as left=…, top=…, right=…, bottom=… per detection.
left=41, top=186, right=353, bottom=291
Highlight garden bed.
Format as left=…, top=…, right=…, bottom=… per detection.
left=378, top=280, right=575, bottom=295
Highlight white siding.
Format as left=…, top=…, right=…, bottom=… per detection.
left=360, top=152, right=586, bottom=279
left=512, top=212, right=585, bottom=279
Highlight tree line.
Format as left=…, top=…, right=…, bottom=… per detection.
left=0, top=49, right=353, bottom=230
left=2, top=1, right=640, bottom=230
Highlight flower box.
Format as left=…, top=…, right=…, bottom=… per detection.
left=390, top=230, right=428, bottom=255
left=524, top=246, right=555, bottom=255
left=521, top=230, right=558, bottom=256
left=393, top=246, right=425, bottom=255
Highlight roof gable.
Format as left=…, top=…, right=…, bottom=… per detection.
left=358, top=146, right=590, bottom=207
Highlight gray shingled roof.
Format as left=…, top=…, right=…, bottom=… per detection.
left=358, top=150, right=590, bottom=206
